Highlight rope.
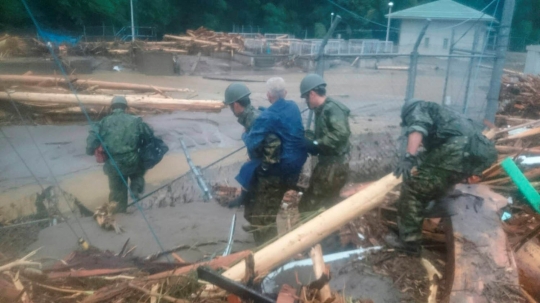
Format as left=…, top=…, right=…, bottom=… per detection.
left=20, top=0, right=167, bottom=254
left=5, top=93, right=89, bottom=242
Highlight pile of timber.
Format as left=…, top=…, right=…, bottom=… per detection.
left=0, top=35, right=48, bottom=57
left=163, top=27, right=245, bottom=54
left=499, top=74, right=540, bottom=119
left=244, top=34, right=291, bottom=54
left=0, top=74, right=224, bottom=122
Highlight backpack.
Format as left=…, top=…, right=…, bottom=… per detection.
left=140, top=136, right=169, bottom=169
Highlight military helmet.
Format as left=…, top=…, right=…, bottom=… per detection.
left=300, top=74, right=326, bottom=98
left=401, top=99, right=423, bottom=119
left=111, top=96, right=128, bottom=108
left=224, top=83, right=251, bottom=105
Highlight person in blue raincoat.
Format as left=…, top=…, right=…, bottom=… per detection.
left=241, top=77, right=308, bottom=245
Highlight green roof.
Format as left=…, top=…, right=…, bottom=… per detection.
left=386, top=0, right=496, bottom=22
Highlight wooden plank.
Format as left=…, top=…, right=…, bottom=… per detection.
left=447, top=184, right=520, bottom=303
left=48, top=268, right=134, bottom=279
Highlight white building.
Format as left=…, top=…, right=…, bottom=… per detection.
left=386, top=0, right=497, bottom=55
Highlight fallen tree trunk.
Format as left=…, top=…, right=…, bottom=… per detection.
left=222, top=173, right=402, bottom=281
left=0, top=75, right=193, bottom=93
left=0, top=92, right=224, bottom=112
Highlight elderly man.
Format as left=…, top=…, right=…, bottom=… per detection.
left=298, top=74, right=351, bottom=214
left=86, top=96, right=154, bottom=213
left=391, top=99, right=497, bottom=254
left=242, top=77, right=307, bottom=245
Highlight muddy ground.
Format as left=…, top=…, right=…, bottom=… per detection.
left=0, top=53, right=517, bottom=301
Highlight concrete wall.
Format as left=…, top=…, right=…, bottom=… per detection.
left=398, top=20, right=488, bottom=55
left=525, top=45, right=540, bottom=75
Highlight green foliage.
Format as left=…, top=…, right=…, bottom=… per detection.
left=0, top=0, right=538, bottom=51
left=314, top=23, right=327, bottom=38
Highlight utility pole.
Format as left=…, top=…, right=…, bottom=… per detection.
left=130, top=0, right=135, bottom=41
left=484, top=0, right=516, bottom=123
left=386, top=2, right=394, bottom=52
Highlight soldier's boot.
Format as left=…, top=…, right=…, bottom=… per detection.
left=228, top=190, right=247, bottom=208
left=384, top=232, right=422, bottom=257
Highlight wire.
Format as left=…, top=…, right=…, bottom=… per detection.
left=5, top=92, right=90, bottom=242
left=326, top=0, right=400, bottom=31
left=440, top=0, right=497, bottom=30
left=20, top=0, right=167, bottom=255
left=451, top=0, right=498, bottom=49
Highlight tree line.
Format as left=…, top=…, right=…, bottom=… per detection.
left=0, top=0, right=537, bottom=51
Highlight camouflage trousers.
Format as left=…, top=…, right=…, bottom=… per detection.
left=244, top=172, right=291, bottom=246
left=299, top=159, right=349, bottom=214
left=397, top=164, right=464, bottom=242
left=104, top=163, right=145, bottom=213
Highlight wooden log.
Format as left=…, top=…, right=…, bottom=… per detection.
left=447, top=185, right=520, bottom=302
left=481, top=167, right=540, bottom=186
left=496, top=145, right=540, bottom=155
left=0, top=75, right=193, bottom=93
left=222, top=173, right=402, bottom=281
left=309, top=245, right=332, bottom=303
left=145, top=48, right=188, bottom=54
left=48, top=268, right=134, bottom=279
left=128, top=283, right=189, bottom=303
left=497, top=127, right=540, bottom=144
left=146, top=250, right=250, bottom=280
left=108, top=49, right=129, bottom=55
left=496, top=115, right=536, bottom=127
left=0, top=92, right=224, bottom=113
left=493, top=119, right=540, bottom=138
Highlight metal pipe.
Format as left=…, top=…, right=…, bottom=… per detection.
left=223, top=214, right=237, bottom=256
left=484, top=0, right=516, bottom=123
left=307, top=15, right=342, bottom=130
left=180, top=139, right=212, bottom=201
left=405, top=20, right=431, bottom=101
left=442, top=29, right=455, bottom=104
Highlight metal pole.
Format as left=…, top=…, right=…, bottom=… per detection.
left=385, top=2, right=394, bottom=52
left=130, top=0, right=135, bottom=41
left=405, top=20, right=430, bottom=101
left=306, top=15, right=342, bottom=130
left=180, top=139, right=212, bottom=201
left=442, top=29, right=455, bottom=104
left=484, top=0, right=516, bottom=123
left=462, top=27, right=481, bottom=114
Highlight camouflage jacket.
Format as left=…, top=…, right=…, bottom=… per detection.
left=402, top=101, right=496, bottom=174
left=237, top=105, right=258, bottom=132
left=239, top=105, right=282, bottom=166
left=86, top=109, right=154, bottom=175
left=313, top=97, right=351, bottom=160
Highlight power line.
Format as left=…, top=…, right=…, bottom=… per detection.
left=326, top=0, right=400, bottom=31
left=20, top=0, right=168, bottom=256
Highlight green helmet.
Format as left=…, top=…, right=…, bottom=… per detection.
left=224, top=83, right=251, bottom=105
left=300, top=74, right=326, bottom=98
left=111, top=96, right=128, bottom=108
left=401, top=99, right=423, bottom=119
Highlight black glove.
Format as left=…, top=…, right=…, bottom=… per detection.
left=304, top=138, right=319, bottom=155
left=305, top=130, right=315, bottom=141
left=228, top=191, right=246, bottom=208
left=393, top=153, right=417, bottom=181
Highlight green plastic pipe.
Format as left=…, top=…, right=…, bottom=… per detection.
left=501, top=157, right=540, bottom=213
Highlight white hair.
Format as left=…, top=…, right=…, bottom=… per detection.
left=266, top=77, right=287, bottom=99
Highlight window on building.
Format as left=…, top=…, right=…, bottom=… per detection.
left=424, top=37, right=430, bottom=48
left=443, top=38, right=449, bottom=49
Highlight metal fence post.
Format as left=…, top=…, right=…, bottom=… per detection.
left=442, top=29, right=455, bottom=104
left=462, top=27, right=481, bottom=114
left=405, top=20, right=431, bottom=101
left=484, top=0, right=516, bottom=123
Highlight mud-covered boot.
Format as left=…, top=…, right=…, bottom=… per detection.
left=384, top=232, right=421, bottom=256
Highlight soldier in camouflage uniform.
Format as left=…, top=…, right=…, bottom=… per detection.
left=392, top=99, right=497, bottom=254
left=299, top=74, right=351, bottom=214
left=86, top=96, right=154, bottom=213
left=243, top=77, right=307, bottom=245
